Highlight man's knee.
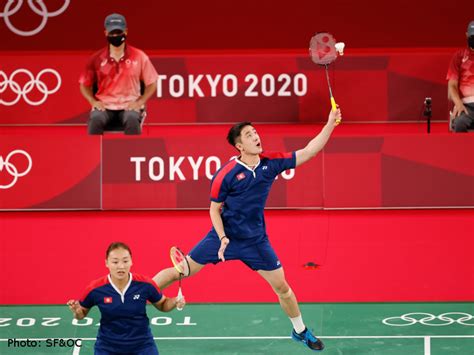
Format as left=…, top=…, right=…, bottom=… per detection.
left=454, top=115, right=471, bottom=132
left=123, top=111, right=141, bottom=135
left=270, top=279, right=291, bottom=299
left=88, top=110, right=108, bottom=135
left=277, top=286, right=293, bottom=300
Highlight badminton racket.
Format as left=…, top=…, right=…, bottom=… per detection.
left=309, top=32, right=342, bottom=124
left=169, top=246, right=190, bottom=311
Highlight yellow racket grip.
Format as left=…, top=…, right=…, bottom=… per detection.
left=331, top=97, right=341, bottom=125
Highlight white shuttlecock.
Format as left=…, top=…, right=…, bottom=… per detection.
left=335, top=42, right=345, bottom=56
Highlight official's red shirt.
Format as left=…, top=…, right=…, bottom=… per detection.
left=79, top=45, right=158, bottom=110
left=446, top=48, right=474, bottom=104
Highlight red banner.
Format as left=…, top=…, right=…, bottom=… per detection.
left=324, top=134, right=474, bottom=208
left=0, top=50, right=453, bottom=125
left=2, top=126, right=473, bottom=210
left=0, top=128, right=101, bottom=209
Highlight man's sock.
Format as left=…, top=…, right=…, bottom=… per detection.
left=290, top=314, right=306, bottom=334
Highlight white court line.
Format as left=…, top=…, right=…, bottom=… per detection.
left=1, top=335, right=474, bottom=341
left=424, top=336, right=431, bottom=355
left=153, top=335, right=474, bottom=340
left=72, top=339, right=82, bottom=355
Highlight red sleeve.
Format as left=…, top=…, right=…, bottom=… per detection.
left=260, top=151, right=293, bottom=160
left=260, top=151, right=296, bottom=175
left=133, top=273, right=163, bottom=303
left=140, top=51, right=158, bottom=86
left=210, top=160, right=237, bottom=202
left=446, top=50, right=462, bottom=81
left=78, top=51, right=101, bottom=86
left=79, top=276, right=108, bottom=309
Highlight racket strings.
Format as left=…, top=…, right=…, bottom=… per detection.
left=170, top=247, right=191, bottom=277
left=309, top=32, right=338, bottom=65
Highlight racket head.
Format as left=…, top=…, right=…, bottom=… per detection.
left=309, top=32, right=338, bottom=65
left=170, top=246, right=190, bottom=277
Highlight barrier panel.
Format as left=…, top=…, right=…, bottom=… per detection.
left=1, top=126, right=473, bottom=210
left=102, top=125, right=323, bottom=209
left=1, top=209, right=473, bottom=304
left=0, top=130, right=101, bottom=209
left=324, top=134, right=474, bottom=208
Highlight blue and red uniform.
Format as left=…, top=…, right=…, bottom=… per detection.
left=79, top=273, right=162, bottom=354
left=189, top=152, right=296, bottom=270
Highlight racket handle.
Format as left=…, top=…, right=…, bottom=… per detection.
left=331, top=97, right=341, bottom=125
left=330, top=97, right=337, bottom=112
left=176, top=287, right=184, bottom=311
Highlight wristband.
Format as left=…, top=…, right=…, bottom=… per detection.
left=219, top=235, right=227, bottom=241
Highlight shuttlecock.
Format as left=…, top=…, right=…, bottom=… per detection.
left=335, top=42, right=345, bottom=56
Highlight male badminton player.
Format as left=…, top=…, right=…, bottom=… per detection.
left=68, top=242, right=185, bottom=355
left=154, top=108, right=342, bottom=351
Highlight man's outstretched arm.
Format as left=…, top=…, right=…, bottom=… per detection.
left=295, top=108, right=341, bottom=167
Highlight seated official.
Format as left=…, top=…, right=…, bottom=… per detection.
left=447, top=20, right=474, bottom=132
left=79, top=13, right=158, bottom=135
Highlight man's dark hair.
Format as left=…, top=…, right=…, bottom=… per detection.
left=227, top=121, right=253, bottom=146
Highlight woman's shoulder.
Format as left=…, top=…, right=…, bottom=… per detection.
left=132, top=274, right=161, bottom=292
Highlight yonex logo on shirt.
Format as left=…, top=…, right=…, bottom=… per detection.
left=262, top=166, right=268, bottom=170
left=133, top=294, right=140, bottom=300
left=104, top=297, right=113, bottom=304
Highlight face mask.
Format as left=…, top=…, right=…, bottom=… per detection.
left=107, top=34, right=126, bottom=47
left=468, top=36, right=474, bottom=49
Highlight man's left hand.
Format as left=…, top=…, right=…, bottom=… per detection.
left=126, top=100, right=144, bottom=112
left=218, top=237, right=230, bottom=262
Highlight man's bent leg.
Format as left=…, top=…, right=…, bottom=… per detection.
left=454, top=113, right=473, bottom=132
left=258, top=268, right=324, bottom=351
left=122, top=110, right=141, bottom=135
left=153, top=256, right=204, bottom=290
left=258, top=268, right=300, bottom=318
left=88, top=110, right=111, bottom=135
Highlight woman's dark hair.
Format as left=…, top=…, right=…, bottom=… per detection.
left=226, top=121, right=253, bottom=146
left=106, top=242, right=132, bottom=259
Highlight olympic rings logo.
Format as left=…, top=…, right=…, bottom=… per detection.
left=0, top=150, right=32, bottom=189
left=382, top=312, right=474, bottom=327
left=0, top=0, right=70, bottom=36
left=0, top=69, right=61, bottom=106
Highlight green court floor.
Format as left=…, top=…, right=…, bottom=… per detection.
left=1, top=303, right=473, bottom=354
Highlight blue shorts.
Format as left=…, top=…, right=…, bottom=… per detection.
left=189, top=230, right=282, bottom=271
left=95, top=343, right=158, bottom=355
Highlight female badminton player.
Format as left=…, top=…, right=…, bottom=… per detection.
left=68, top=242, right=185, bottom=355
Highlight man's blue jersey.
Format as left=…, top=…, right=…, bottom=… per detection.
left=79, top=273, right=163, bottom=353
left=210, top=152, right=296, bottom=239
